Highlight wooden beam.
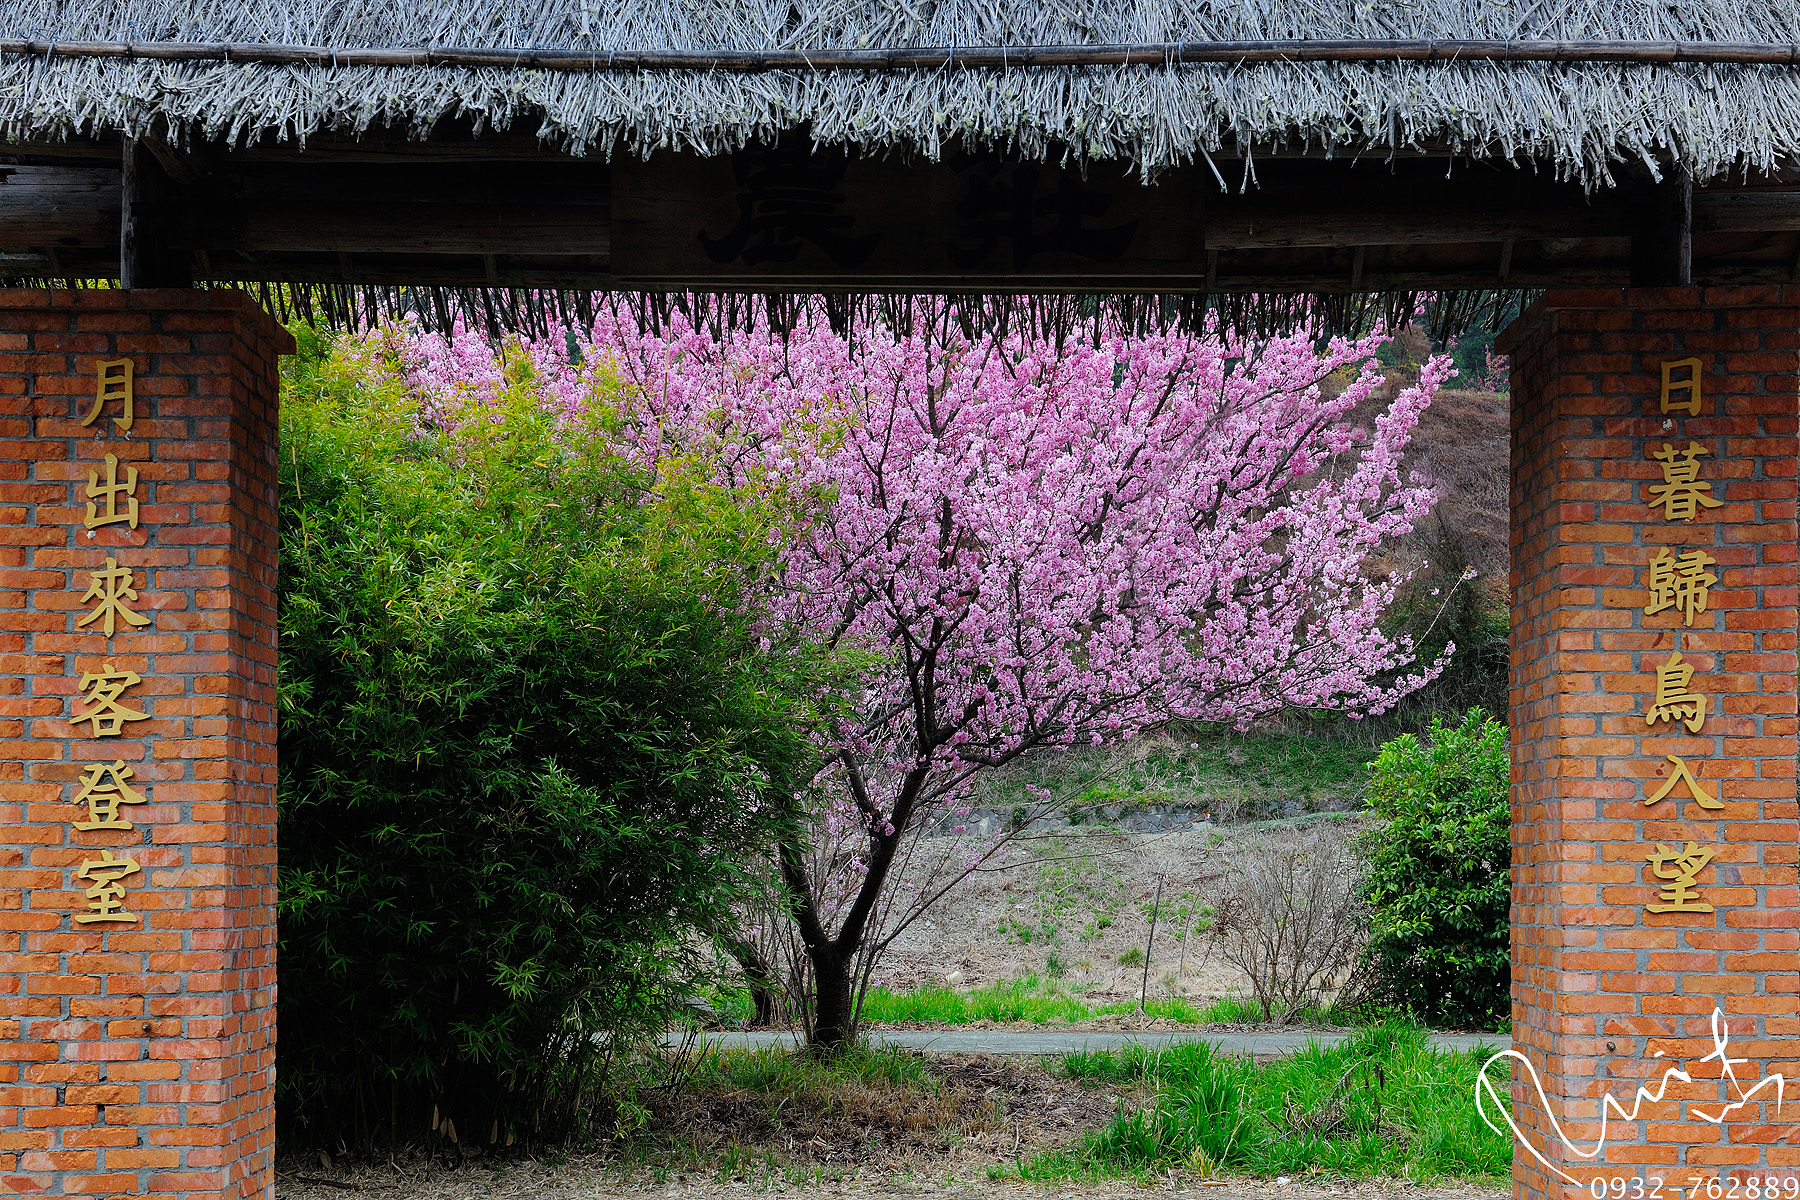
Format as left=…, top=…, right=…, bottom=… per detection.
left=1206, top=203, right=1624, bottom=249
left=191, top=203, right=613, bottom=256
left=119, top=139, right=191, bottom=288
left=1693, top=190, right=1800, bottom=232
left=612, top=149, right=1203, bottom=286
left=0, top=166, right=116, bottom=247
left=179, top=162, right=611, bottom=257
left=610, top=151, right=1642, bottom=284
left=5, top=153, right=1800, bottom=291
left=118, top=139, right=147, bottom=286
left=156, top=231, right=1798, bottom=290
left=8, top=35, right=1800, bottom=71
left=1630, top=168, right=1693, bottom=287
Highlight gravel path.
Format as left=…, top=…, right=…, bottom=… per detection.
left=693, top=1029, right=1499, bottom=1056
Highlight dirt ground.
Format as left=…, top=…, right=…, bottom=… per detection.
left=273, top=1050, right=1503, bottom=1200
left=878, top=827, right=1211, bottom=998
left=866, top=819, right=1353, bottom=1008
left=277, top=1053, right=1133, bottom=1190
left=277, top=1161, right=1509, bottom=1200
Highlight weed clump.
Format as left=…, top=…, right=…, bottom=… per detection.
left=1021, top=1025, right=1508, bottom=1182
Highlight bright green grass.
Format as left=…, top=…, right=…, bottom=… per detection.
left=858, top=978, right=1093, bottom=1025
left=709, top=976, right=1384, bottom=1029
left=854, top=977, right=1214, bottom=1026
left=1013, top=1024, right=1509, bottom=1183
left=853, top=978, right=1393, bottom=1029
left=689, top=1042, right=936, bottom=1094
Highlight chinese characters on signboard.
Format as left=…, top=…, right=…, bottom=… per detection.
left=66, top=363, right=152, bottom=925
left=1634, top=359, right=1727, bottom=914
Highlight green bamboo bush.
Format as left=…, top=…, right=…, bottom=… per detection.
left=276, top=326, right=823, bottom=1150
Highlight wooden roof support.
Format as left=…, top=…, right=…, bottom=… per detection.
left=5, top=150, right=1797, bottom=292
left=119, top=139, right=191, bottom=288
left=1630, top=167, right=1693, bottom=287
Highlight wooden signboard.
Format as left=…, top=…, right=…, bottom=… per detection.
left=612, top=146, right=1203, bottom=287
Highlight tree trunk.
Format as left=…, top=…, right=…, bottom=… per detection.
left=809, top=942, right=856, bottom=1051
left=716, top=932, right=780, bottom=1027
left=750, top=978, right=778, bottom=1027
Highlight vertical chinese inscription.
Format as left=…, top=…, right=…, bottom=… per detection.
left=82, top=356, right=133, bottom=432
left=1627, top=362, right=1734, bottom=912
left=1643, top=546, right=1717, bottom=625
left=1659, top=356, right=1703, bottom=416
left=1644, top=841, right=1716, bottom=913
left=75, top=555, right=148, bottom=635
left=64, top=362, right=155, bottom=924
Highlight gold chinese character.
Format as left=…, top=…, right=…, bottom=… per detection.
left=73, top=849, right=140, bottom=924
left=1645, top=841, right=1716, bottom=914
left=83, top=453, right=139, bottom=531
left=73, top=664, right=149, bottom=737
left=1659, top=357, right=1703, bottom=417
left=72, top=760, right=147, bottom=832
left=1644, top=753, right=1722, bottom=810
left=1646, top=650, right=1708, bottom=733
left=1647, top=442, right=1722, bottom=522
left=1644, top=547, right=1719, bottom=627
left=83, top=359, right=134, bottom=433
left=75, top=556, right=149, bottom=637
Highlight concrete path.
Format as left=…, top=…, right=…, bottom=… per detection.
left=691, top=1028, right=1498, bottom=1056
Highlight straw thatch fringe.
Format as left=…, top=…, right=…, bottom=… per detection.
left=254, top=283, right=1526, bottom=343
left=289, top=285, right=1536, bottom=343
left=4, top=1, right=1800, bottom=185
left=0, top=276, right=1534, bottom=343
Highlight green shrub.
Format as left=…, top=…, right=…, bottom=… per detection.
left=1361, top=710, right=1510, bottom=1025
left=277, top=327, right=819, bottom=1149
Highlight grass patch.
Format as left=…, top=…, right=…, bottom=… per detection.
left=707, top=977, right=1411, bottom=1030
left=691, top=1042, right=936, bottom=1094
left=858, top=977, right=1094, bottom=1025
left=1015, top=1024, right=1508, bottom=1183
left=857, top=976, right=1216, bottom=1026
left=1098, top=998, right=1207, bottom=1022
left=976, top=723, right=1373, bottom=824
left=853, top=978, right=1401, bottom=1029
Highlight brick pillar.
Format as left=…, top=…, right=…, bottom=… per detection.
left=1501, top=287, right=1800, bottom=1200
left=0, top=290, right=289, bottom=1200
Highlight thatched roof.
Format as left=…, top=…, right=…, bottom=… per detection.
left=4, top=0, right=1800, bottom=185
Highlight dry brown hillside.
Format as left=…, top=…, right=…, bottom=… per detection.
left=1405, top=385, right=1510, bottom=589
left=1350, top=325, right=1511, bottom=597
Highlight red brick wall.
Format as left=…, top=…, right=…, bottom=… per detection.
left=0, top=290, right=289, bottom=1200
left=1501, top=287, right=1800, bottom=1200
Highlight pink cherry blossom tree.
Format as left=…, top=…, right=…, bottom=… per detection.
left=403, top=300, right=1451, bottom=1050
